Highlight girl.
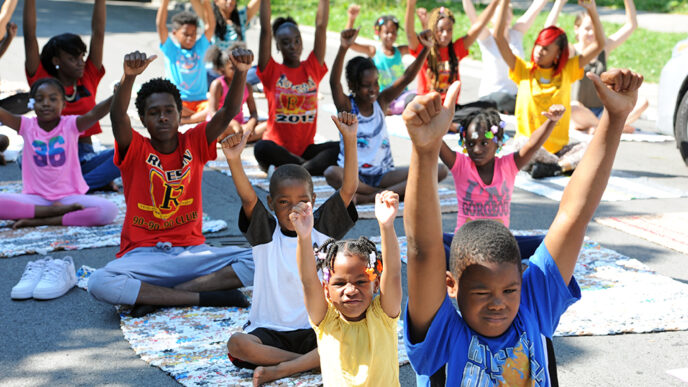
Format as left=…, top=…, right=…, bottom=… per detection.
left=326, top=27, right=448, bottom=204
left=494, top=0, right=604, bottom=177
left=23, top=0, right=120, bottom=192
left=0, top=78, right=117, bottom=228
left=253, top=0, right=340, bottom=176
left=405, top=0, right=499, bottom=103
left=291, top=190, right=402, bottom=386
left=206, top=45, right=265, bottom=142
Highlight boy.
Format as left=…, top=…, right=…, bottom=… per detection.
left=88, top=49, right=255, bottom=315
left=402, top=68, right=643, bottom=385
left=222, top=112, right=359, bottom=385
left=156, top=0, right=215, bottom=124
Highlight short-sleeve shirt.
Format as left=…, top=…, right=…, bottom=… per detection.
left=410, top=38, right=469, bottom=103
left=19, top=115, right=88, bottom=200
left=572, top=50, right=606, bottom=110
left=160, top=35, right=211, bottom=102
left=114, top=122, right=215, bottom=257
left=26, top=59, right=105, bottom=138
left=373, top=47, right=406, bottom=91
left=405, top=242, right=581, bottom=386
left=451, top=152, right=519, bottom=232
left=510, top=56, right=583, bottom=154
left=312, top=296, right=399, bottom=386
left=477, top=30, right=524, bottom=97
left=240, top=194, right=357, bottom=332
left=257, top=52, right=328, bottom=156
left=212, top=7, right=249, bottom=50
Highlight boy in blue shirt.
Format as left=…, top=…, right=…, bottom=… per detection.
left=157, top=0, right=215, bottom=125
left=402, top=68, right=644, bottom=385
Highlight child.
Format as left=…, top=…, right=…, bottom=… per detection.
left=253, top=0, right=340, bottom=176
left=440, top=105, right=566, bottom=259
left=208, top=0, right=260, bottom=49
left=87, top=49, right=254, bottom=314
left=405, top=0, right=499, bottom=103
left=345, top=5, right=412, bottom=115
left=0, top=0, right=16, bottom=60
left=223, top=112, right=359, bottom=385
left=0, top=78, right=117, bottom=228
left=494, top=0, right=604, bottom=177
left=206, top=45, right=265, bottom=143
left=326, top=27, right=447, bottom=204
left=290, top=190, right=402, bottom=385
left=157, top=0, right=215, bottom=125
left=402, top=64, right=643, bottom=384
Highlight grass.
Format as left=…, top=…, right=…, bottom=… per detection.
left=270, top=0, right=686, bottom=83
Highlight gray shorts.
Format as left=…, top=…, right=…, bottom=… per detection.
left=88, top=242, right=254, bottom=305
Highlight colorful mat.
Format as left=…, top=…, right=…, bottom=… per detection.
left=596, top=212, right=688, bottom=256
left=0, top=182, right=227, bottom=258
left=514, top=170, right=688, bottom=202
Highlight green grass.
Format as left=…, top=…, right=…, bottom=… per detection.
left=271, top=0, right=685, bottom=83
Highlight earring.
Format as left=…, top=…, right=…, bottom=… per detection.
left=55, top=65, right=60, bottom=70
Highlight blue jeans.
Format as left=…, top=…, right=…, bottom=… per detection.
left=78, top=143, right=120, bottom=190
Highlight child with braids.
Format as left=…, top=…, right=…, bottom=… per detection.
left=290, top=190, right=402, bottom=386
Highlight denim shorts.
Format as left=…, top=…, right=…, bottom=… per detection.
left=359, top=171, right=385, bottom=187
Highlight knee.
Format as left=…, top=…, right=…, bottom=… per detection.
left=87, top=269, right=117, bottom=304
left=94, top=201, right=118, bottom=226
left=227, top=333, right=253, bottom=358
left=323, top=166, right=343, bottom=188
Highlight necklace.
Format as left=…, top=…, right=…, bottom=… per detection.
left=64, top=82, right=78, bottom=102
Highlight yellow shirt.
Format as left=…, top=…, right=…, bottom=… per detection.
left=510, top=55, right=583, bottom=153
left=311, top=296, right=400, bottom=386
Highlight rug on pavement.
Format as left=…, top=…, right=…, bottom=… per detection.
left=0, top=182, right=227, bottom=258
left=595, top=213, right=688, bottom=256
left=514, top=170, right=688, bottom=202
left=75, top=268, right=409, bottom=387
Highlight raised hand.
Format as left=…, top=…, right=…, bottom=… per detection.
left=417, top=29, right=434, bottom=48
left=542, top=104, right=566, bottom=122
left=347, top=4, right=360, bottom=19
left=289, top=201, right=314, bottom=238
left=340, top=28, right=360, bottom=49
left=588, top=69, right=643, bottom=118
left=6, top=22, right=17, bottom=38
left=229, top=48, right=254, bottom=72
left=416, top=7, right=428, bottom=27
left=375, top=190, right=399, bottom=227
left=123, top=51, right=157, bottom=76
left=220, top=126, right=254, bottom=161
left=578, top=0, right=597, bottom=12
left=403, top=81, right=461, bottom=152
left=331, top=111, right=358, bottom=139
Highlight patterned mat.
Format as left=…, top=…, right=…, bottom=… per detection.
left=0, top=182, right=227, bottom=258
left=596, top=212, right=688, bottom=256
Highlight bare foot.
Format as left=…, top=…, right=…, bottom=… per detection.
left=253, top=365, right=281, bottom=387
left=622, top=125, right=635, bottom=134
left=12, top=218, right=45, bottom=229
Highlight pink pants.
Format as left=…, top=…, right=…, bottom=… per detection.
left=0, top=193, right=118, bottom=226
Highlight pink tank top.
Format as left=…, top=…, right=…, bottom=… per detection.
left=219, top=76, right=250, bottom=123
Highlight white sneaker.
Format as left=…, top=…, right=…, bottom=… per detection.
left=11, top=258, right=49, bottom=300
left=32, top=256, right=77, bottom=300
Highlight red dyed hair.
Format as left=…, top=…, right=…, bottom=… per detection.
left=531, top=26, right=569, bottom=76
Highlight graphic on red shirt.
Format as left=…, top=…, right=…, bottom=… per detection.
left=135, top=151, right=194, bottom=223
left=275, top=75, right=318, bottom=125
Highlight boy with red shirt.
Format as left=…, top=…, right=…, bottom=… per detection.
left=88, top=49, right=255, bottom=313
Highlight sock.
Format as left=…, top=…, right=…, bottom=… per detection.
left=199, top=289, right=250, bottom=308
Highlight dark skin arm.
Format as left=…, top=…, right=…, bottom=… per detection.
left=76, top=95, right=113, bottom=132
left=23, top=0, right=40, bottom=77
left=257, top=0, right=271, bottom=71
left=0, top=22, right=16, bottom=59
left=89, top=0, right=106, bottom=70
left=313, top=0, right=329, bottom=64
left=329, top=29, right=358, bottom=113
left=513, top=104, right=566, bottom=169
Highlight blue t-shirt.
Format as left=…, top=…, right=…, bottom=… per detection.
left=405, top=242, right=581, bottom=386
left=372, top=47, right=406, bottom=91
left=160, top=35, right=211, bottom=102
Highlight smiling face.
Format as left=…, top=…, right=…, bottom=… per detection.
left=267, top=178, right=315, bottom=231
left=214, top=0, right=237, bottom=17
left=275, top=24, right=303, bottom=65
left=464, top=122, right=499, bottom=167
left=173, top=24, right=198, bottom=50
left=325, top=252, right=378, bottom=321
left=353, top=68, right=380, bottom=105
left=53, top=49, right=86, bottom=79
left=142, top=93, right=181, bottom=149
left=434, top=17, right=454, bottom=47
left=33, top=83, right=66, bottom=125
left=378, top=21, right=399, bottom=50
left=532, top=41, right=561, bottom=68
left=574, top=15, right=595, bottom=47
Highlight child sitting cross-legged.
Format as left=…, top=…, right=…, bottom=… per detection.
left=402, top=67, right=643, bottom=384
left=223, top=112, right=359, bottom=385
left=290, top=190, right=402, bottom=385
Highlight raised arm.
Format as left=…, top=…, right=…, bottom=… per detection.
left=332, top=112, right=358, bottom=207
left=221, top=127, right=259, bottom=219
left=0, top=22, right=16, bottom=59
left=156, top=0, right=170, bottom=44
left=402, top=82, right=461, bottom=341
left=329, top=29, right=357, bottom=112
left=493, top=0, right=516, bottom=70
left=462, top=0, right=489, bottom=41
left=206, top=49, right=252, bottom=144
left=257, top=0, right=271, bottom=71
left=23, top=0, right=40, bottom=76
left=545, top=69, right=643, bottom=285
left=379, top=30, right=431, bottom=111
left=376, top=191, right=402, bottom=318
left=291, top=202, right=329, bottom=325
left=0, top=0, right=17, bottom=42
left=111, top=52, right=157, bottom=159
left=202, top=0, right=216, bottom=41
left=463, top=0, right=499, bottom=48
left=545, top=0, right=566, bottom=27
left=89, top=0, right=106, bottom=70
left=0, top=107, right=21, bottom=131
left=76, top=95, right=113, bottom=132
left=513, top=104, right=566, bottom=169
left=245, top=0, right=261, bottom=22
left=512, top=0, right=549, bottom=34
left=439, top=140, right=456, bottom=169
left=405, top=0, right=420, bottom=51
left=313, top=0, right=329, bottom=64
left=578, top=0, right=605, bottom=68
left=345, top=4, right=359, bottom=29
left=606, top=0, right=637, bottom=53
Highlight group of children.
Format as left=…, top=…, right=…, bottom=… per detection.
left=0, top=0, right=649, bottom=385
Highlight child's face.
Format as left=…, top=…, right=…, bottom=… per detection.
left=464, top=123, right=498, bottom=167
left=434, top=18, right=454, bottom=47
left=354, top=69, right=380, bottom=105
left=325, top=252, right=378, bottom=322
left=214, top=0, right=237, bottom=15
left=575, top=16, right=595, bottom=46
left=378, top=22, right=398, bottom=49
left=454, top=261, right=522, bottom=338
left=142, top=93, right=180, bottom=144
left=267, top=178, right=315, bottom=231
left=53, top=49, right=86, bottom=79
left=275, top=25, right=303, bottom=64
left=33, top=84, right=66, bottom=123
left=533, top=41, right=561, bottom=68
left=220, top=61, right=235, bottom=78
left=173, top=24, right=198, bottom=50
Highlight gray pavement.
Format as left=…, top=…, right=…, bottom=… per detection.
left=1, top=0, right=688, bottom=386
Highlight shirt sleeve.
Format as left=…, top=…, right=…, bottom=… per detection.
left=160, top=38, right=178, bottom=59
left=454, top=38, right=469, bottom=60
left=114, top=129, right=143, bottom=168
left=509, top=56, right=529, bottom=84
left=409, top=43, right=425, bottom=57
left=369, top=295, right=399, bottom=329
left=238, top=199, right=277, bottom=246
left=521, top=242, right=582, bottom=337
left=196, top=34, right=211, bottom=55
left=304, top=51, right=328, bottom=84
left=82, top=58, right=105, bottom=90
left=185, top=121, right=216, bottom=163
left=450, top=152, right=466, bottom=180
left=256, top=57, right=277, bottom=87
left=313, top=191, right=358, bottom=239
left=502, top=152, right=519, bottom=180
left=18, top=116, right=35, bottom=137
left=26, top=62, right=50, bottom=86
left=567, top=55, right=584, bottom=82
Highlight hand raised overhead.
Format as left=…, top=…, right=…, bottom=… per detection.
left=588, top=68, right=643, bottom=117
left=402, top=81, right=461, bottom=152
left=542, top=104, right=566, bottom=122
left=229, top=48, right=254, bottom=72
left=340, top=28, right=360, bottom=49
left=331, top=111, right=358, bottom=139
left=123, top=51, right=157, bottom=76
left=289, top=201, right=314, bottom=238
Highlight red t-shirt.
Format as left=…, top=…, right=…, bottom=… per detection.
left=257, top=51, right=328, bottom=156
left=114, top=123, right=216, bottom=257
left=26, top=58, right=105, bottom=138
left=410, top=38, right=468, bottom=103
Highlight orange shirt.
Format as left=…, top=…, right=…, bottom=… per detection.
left=410, top=38, right=468, bottom=103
